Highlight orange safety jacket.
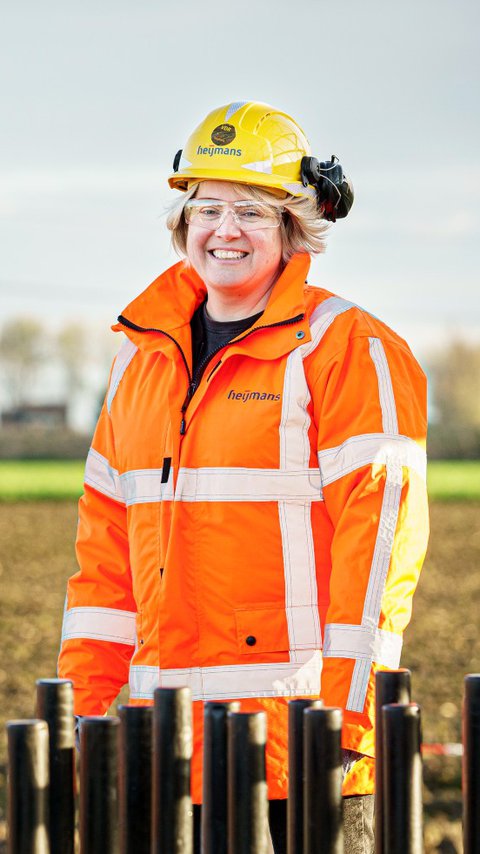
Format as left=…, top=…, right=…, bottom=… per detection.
left=58, top=252, right=429, bottom=801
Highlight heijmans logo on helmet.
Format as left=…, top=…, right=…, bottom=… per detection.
left=211, top=124, right=236, bottom=145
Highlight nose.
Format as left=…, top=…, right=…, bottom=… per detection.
left=214, top=208, right=242, bottom=239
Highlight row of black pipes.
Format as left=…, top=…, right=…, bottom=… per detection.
left=6, top=670, right=480, bottom=853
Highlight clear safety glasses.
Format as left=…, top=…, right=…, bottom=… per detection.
left=184, top=199, right=285, bottom=231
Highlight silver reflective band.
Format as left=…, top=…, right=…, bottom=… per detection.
left=61, top=606, right=136, bottom=646
left=368, top=338, right=399, bottom=434
left=318, top=433, right=427, bottom=488
left=85, top=448, right=124, bottom=503
left=347, top=457, right=403, bottom=713
left=129, top=651, right=322, bottom=701
left=84, top=451, right=322, bottom=506
left=174, top=467, right=322, bottom=502
left=323, top=624, right=402, bottom=669
left=184, top=199, right=284, bottom=230
left=107, top=338, right=138, bottom=414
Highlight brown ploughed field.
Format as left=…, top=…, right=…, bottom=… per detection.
left=0, top=501, right=479, bottom=852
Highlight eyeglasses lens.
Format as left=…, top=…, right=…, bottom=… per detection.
left=184, top=200, right=283, bottom=230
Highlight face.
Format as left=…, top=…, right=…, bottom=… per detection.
left=185, top=181, right=283, bottom=303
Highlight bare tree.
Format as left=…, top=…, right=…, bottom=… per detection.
left=0, top=317, right=48, bottom=406
left=56, top=322, right=87, bottom=401
left=428, top=340, right=480, bottom=457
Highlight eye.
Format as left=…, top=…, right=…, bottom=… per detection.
left=236, top=206, right=264, bottom=221
left=199, top=205, right=222, bottom=218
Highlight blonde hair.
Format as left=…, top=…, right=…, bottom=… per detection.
left=165, top=182, right=329, bottom=263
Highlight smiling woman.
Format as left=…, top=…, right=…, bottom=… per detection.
left=167, top=179, right=329, bottom=264
left=57, top=100, right=428, bottom=854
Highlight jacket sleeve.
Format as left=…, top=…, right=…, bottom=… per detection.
left=57, top=393, right=136, bottom=715
left=312, top=332, right=429, bottom=757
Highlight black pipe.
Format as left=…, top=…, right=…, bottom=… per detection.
left=152, top=687, right=193, bottom=854
left=7, top=719, right=50, bottom=854
left=36, top=679, right=75, bottom=854
left=381, top=703, right=423, bottom=854
left=79, top=716, right=120, bottom=854
left=227, top=711, right=269, bottom=854
left=118, top=705, right=153, bottom=854
left=374, top=668, right=411, bottom=853
left=463, top=673, right=480, bottom=854
left=201, top=701, right=240, bottom=854
left=304, top=706, right=343, bottom=854
left=287, top=699, right=323, bottom=854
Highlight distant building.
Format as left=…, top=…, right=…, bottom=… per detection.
left=1, top=403, right=68, bottom=428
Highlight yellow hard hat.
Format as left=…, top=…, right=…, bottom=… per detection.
left=168, top=101, right=318, bottom=201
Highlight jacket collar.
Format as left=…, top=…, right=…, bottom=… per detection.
left=113, top=252, right=311, bottom=349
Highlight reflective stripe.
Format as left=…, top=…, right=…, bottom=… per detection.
left=107, top=339, right=138, bottom=414
left=301, top=297, right=356, bottom=359
left=368, top=338, right=398, bottom=433
left=121, top=467, right=174, bottom=505
left=174, top=467, right=322, bottom=502
left=225, top=101, right=249, bottom=120
left=282, top=183, right=317, bottom=200
left=347, top=458, right=403, bottom=712
left=323, top=624, right=403, bottom=669
left=129, top=650, right=322, bottom=701
left=275, top=297, right=357, bottom=660
left=318, top=433, right=427, bottom=487
left=85, top=449, right=124, bottom=504
left=85, top=454, right=322, bottom=506
left=62, top=606, right=136, bottom=646
left=280, top=347, right=312, bottom=470
left=278, top=502, right=321, bottom=659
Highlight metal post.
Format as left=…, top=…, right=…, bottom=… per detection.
left=118, top=705, right=153, bottom=854
left=7, top=719, right=50, bottom=854
left=374, top=668, right=411, bottom=853
left=381, top=703, right=423, bottom=854
left=463, top=674, right=480, bottom=854
left=304, top=706, right=343, bottom=854
left=202, top=701, right=240, bottom=854
left=36, top=679, right=75, bottom=854
left=152, top=687, right=193, bottom=854
left=287, top=699, right=323, bottom=854
left=227, top=711, right=269, bottom=854
left=79, top=716, right=120, bottom=854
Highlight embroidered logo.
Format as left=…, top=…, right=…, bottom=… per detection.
left=227, top=389, right=281, bottom=403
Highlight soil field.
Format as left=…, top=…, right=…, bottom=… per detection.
left=0, top=500, right=479, bottom=852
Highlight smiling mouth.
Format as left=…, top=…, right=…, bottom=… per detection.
left=209, top=249, right=249, bottom=260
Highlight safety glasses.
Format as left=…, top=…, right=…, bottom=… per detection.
left=184, top=199, right=285, bottom=231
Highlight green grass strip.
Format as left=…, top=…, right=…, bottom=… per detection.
left=427, top=460, right=480, bottom=501
left=0, top=458, right=479, bottom=502
left=0, top=460, right=85, bottom=501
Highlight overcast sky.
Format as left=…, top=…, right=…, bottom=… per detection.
left=2, top=0, right=479, bottom=364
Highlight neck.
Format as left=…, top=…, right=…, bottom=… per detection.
left=204, top=279, right=278, bottom=322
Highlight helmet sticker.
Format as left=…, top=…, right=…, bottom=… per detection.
left=211, top=123, right=236, bottom=145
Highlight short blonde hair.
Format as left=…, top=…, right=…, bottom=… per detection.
left=165, top=182, right=329, bottom=263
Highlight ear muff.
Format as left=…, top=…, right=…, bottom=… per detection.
left=301, top=155, right=354, bottom=222
left=172, top=150, right=183, bottom=172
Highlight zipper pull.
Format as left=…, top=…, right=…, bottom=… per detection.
left=180, top=380, right=197, bottom=435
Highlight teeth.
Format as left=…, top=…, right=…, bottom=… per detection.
left=211, top=250, right=247, bottom=259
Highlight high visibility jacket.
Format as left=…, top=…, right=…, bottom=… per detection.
left=58, top=252, right=429, bottom=801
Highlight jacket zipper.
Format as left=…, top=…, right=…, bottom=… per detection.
left=118, top=312, right=305, bottom=434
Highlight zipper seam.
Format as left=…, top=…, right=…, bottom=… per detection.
left=191, top=312, right=305, bottom=386
left=118, top=315, right=192, bottom=384
left=118, top=311, right=305, bottom=432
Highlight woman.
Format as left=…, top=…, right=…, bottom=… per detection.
left=58, top=101, right=429, bottom=852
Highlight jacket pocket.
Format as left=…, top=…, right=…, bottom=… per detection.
left=234, top=606, right=289, bottom=655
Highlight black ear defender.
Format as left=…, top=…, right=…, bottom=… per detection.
left=300, top=155, right=354, bottom=222
left=172, top=149, right=183, bottom=172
